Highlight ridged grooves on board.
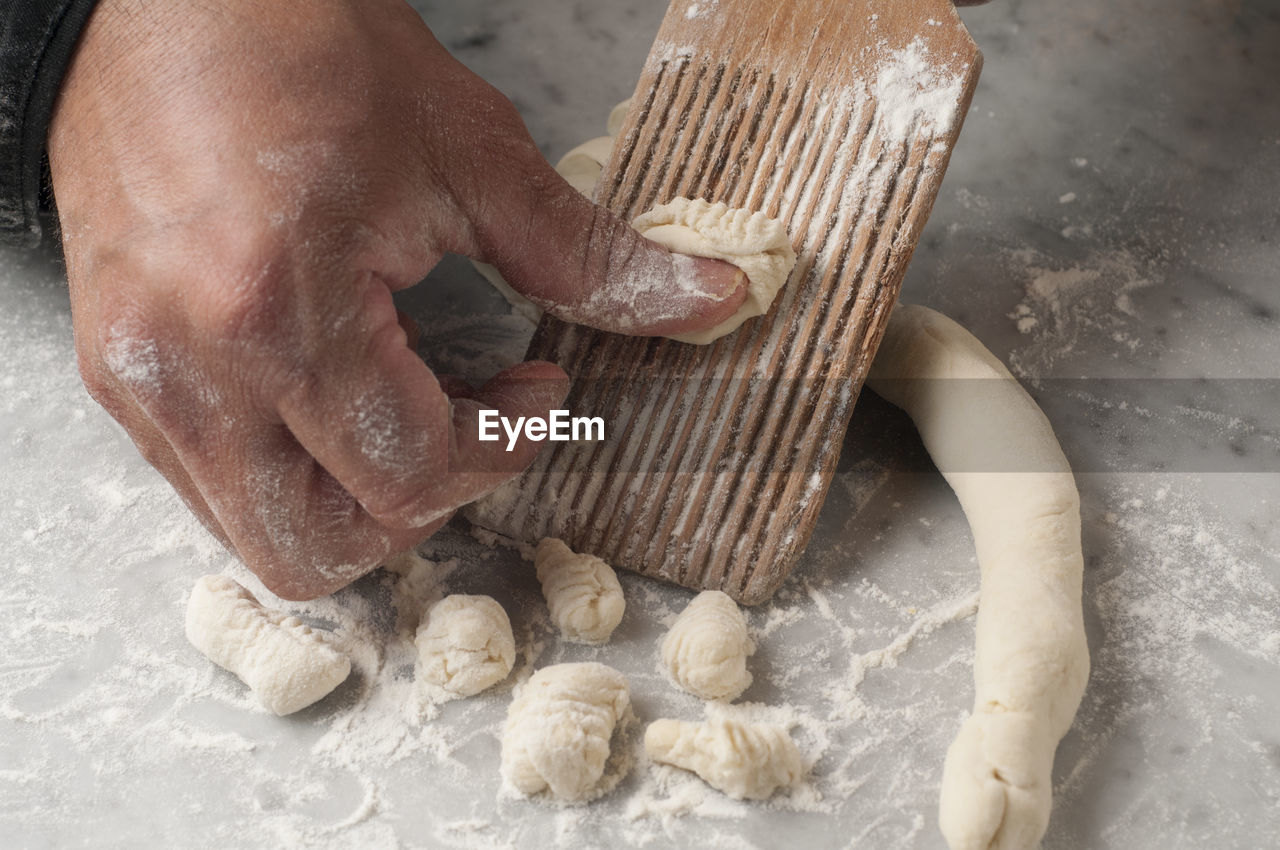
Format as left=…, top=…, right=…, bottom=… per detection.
left=472, top=10, right=980, bottom=602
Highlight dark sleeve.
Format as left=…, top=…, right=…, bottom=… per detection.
left=0, top=0, right=100, bottom=248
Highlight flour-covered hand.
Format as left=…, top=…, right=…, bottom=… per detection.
left=49, top=0, right=744, bottom=599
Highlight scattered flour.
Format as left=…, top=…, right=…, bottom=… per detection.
left=870, top=37, right=966, bottom=141
left=683, top=1, right=719, bottom=21
left=3, top=5, right=1278, bottom=840
left=1001, top=246, right=1156, bottom=376
left=3, top=238, right=1278, bottom=848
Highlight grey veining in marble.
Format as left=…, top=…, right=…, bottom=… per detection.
left=2, top=1, right=1277, bottom=848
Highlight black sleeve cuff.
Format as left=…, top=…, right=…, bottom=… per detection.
left=0, top=0, right=100, bottom=248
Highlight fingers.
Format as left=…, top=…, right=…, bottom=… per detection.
left=248, top=356, right=565, bottom=597
left=483, top=182, right=748, bottom=338
left=275, top=276, right=456, bottom=529
left=436, top=85, right=748, bottom=338
left=198, top=422, right=447, bottom=600
left=448, top=360, right=571, bottom=487
left=272, top=274, right=570, bottom=531
left=85, top=281, right=563, bottom=601
left=95, top=329, right=443, bottom=600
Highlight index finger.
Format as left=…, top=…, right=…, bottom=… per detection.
left=273, top=273, right=569, bottom=530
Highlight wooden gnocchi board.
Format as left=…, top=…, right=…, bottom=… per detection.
left=468, top=0, right=981, bottom=604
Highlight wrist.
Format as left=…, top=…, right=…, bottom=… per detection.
left=0, top=0, right=100, bottom=246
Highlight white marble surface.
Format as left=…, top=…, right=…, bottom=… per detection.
left=2, top=1, right=1278, bottom=848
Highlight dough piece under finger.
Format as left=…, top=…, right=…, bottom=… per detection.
left=631, top=198, right=796, bottom=344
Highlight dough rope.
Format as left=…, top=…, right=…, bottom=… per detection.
left=660, top=590, right=754, bottom=701
left=185, top=574, right=352, bottom=716
left=866, top=304, right=1090, bottom=850
left=472, top=100, right=797, bottom=344
left=415, top=594, right=515, bottom=698
left=501, top=662, right=631, bottom=801
left=644, top=717, right=802, bottom=800
left=534, top=538, right=626, bottom=644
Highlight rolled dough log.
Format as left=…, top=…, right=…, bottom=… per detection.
left=867, top=304, right=1090, bottom=850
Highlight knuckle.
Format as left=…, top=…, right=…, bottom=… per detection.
left=74, top=252, right=182, bottom=399
left=273, top=355, right=330, bottom=421
left=90, top=302, right=165, bottom=396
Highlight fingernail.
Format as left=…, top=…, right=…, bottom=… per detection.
left=674, top=255, right=747, bottom=303
left=481, top=361, right=570, bottom=408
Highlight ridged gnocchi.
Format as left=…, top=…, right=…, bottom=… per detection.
left=415, top=594, right=515, bottom=697
left=645, top=717, right=802, bottom=800
left=501, top=662, right=631, bottom=801
left=661, top=590, right=754, bottom=701
left=534, top=538, right=625, bottom=644
left=185, top=574, right=351, bottom=716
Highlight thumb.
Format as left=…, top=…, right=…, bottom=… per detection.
left=456, top=109, right=747, bottom=338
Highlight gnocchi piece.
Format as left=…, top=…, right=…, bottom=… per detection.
left=534, top=538, right=625, bottom=644
left=501, top=662, right=631, bottom=801
left=185, top=574, right=351, bottom=716
left=415, top=594, right=515, bottom=698
left=644, top=717, right=803, bottom=800
left=661, top=590, right=754, bottom=701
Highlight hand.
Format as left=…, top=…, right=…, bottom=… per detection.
left=49, top=0, right=746, bottom=599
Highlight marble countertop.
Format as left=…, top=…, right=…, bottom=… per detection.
left=2, top=1, right=1277, bottom=848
